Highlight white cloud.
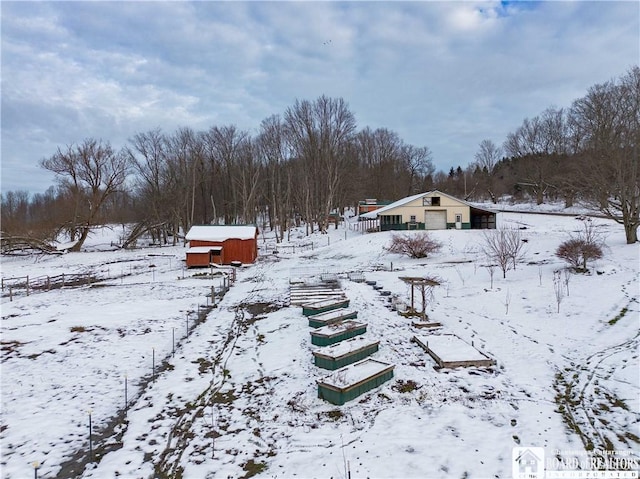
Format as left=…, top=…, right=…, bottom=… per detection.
left=1, top=1, right=638, bottom=194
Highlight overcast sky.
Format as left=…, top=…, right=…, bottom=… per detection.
left=1, top=1, right=638, bottom=195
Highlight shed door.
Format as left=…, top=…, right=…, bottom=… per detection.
left=425, top=211, right=446, bottom=230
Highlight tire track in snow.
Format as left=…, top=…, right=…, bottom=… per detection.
left=152, top=264, right=271, bottom=478
left=554, top=272, right=640, bottom=454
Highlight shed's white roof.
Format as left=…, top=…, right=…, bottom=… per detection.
left=185, top=225, right=257, bottom=242
left=186, top=246, right=223, bottom=253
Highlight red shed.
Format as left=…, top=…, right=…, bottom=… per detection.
left=185, top=225, right=258, bottom=267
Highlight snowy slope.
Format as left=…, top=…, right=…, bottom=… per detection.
left=1, top=212, right=638, bottom=478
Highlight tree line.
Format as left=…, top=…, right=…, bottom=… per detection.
left=2, top=67, right=638, bottom=250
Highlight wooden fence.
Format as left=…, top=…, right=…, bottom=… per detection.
left=260, top=242, right=315, bottom=255
left=1, top=273, right=98, bottom=300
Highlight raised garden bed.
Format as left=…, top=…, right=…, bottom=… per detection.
left=302, top=297, right=349, bottom=317
left=317, top=358, right=394, bottom=405
left=348, top=272, right=365, bottom=283
left=313, top=337, right=379, bottom=370
left=413, top=334, right=495, bottom=369
left=411, top=321, right=442, bottom=329
left=289, top=284, right=345, bottom=306
left=310, top=320, right=367, bottom=346
left=308, top=308, right=358, bottom=328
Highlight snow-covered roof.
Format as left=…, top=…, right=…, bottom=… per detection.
left=185, top=225, right=257, bottom=242
left=361, top=190, right=495, bottom=218
left=186, top=246, right=223, bottom=253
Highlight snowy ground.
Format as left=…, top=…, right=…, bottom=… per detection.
left=1, top=210, right=638, bottom=479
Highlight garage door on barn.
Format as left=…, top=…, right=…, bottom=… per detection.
left=425, top=211, right=446, bottom=230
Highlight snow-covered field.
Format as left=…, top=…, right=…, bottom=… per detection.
left=1, top=211, right=638, bottom=478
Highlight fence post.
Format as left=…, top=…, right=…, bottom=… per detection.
left=26, top=276, right=30, bottom=296
left=88, top=410, right=93, bottom=463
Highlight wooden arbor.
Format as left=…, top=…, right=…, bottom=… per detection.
left=398, top=276, right=440, bottom=320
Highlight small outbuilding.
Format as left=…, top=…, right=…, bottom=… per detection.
left=361, top=190, right=496, bottom=231
left=357, top=198, right=392, bottom=217
left=185, top=225, right=258, bottom=267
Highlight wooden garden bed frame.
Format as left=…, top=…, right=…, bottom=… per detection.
left=413, top=334, right=495, bottom=369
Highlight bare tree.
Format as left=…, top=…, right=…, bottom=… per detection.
left=40, top=138, right=130, bottom=251
left=485, top=264, right=496, bottom=289
left=1, top=190, right=31, bottom=235
left=553, top=270, right=564, bottom=313
left=568, top=66, right=640, bottom=244
left=237, top=139, right=261, bottom=225
left=401, top=144, right=435, bottom=197
left=474, top=139, right=502, bottom=203
left=165, top=127, right=199, bottom=240
left=284, top=95, right=356, bottom=233
left=504, top=289, right=511, bottom=315
left=481, top=228, right=522, bottom=278
left=563, top=268, right=571, bottom=296
left=256, top=115, right=292, bottom=242
left=203, top=125, right=254, bottom=224
left=127, top=129, right=175, bottom=243
left=504, top=107, right=568, bottom=204
left=504, top=227, right=527, bottom=270
left=354, top=127, right=405, bottom=200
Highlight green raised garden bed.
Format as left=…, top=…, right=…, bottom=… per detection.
left=308, top=309, right=358, bottom=328
left=310, top=320, right=367, bottom=346
left=317, top=358, right=395, bottom=405
left=313, top=336, right=379, bottom=370
left=302, top=297, right=350, bottom=316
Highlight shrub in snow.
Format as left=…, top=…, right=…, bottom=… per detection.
left=386, top=232, right=442, bottom=259
left=555, top=238, right=603, bottom=272
left=555, top=218, right=604, bottom=272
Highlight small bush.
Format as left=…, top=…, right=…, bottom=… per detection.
left=386, top=232, right=442, bottom=259
left=556, top=238, right=603, bottom=272
left=393, top=379, right=419, bottom=393
left=324, top=409, right=344, bottom=421
left=241, top=460, right=267, bottom=478
left=556, top=218, right=605, bottom=272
